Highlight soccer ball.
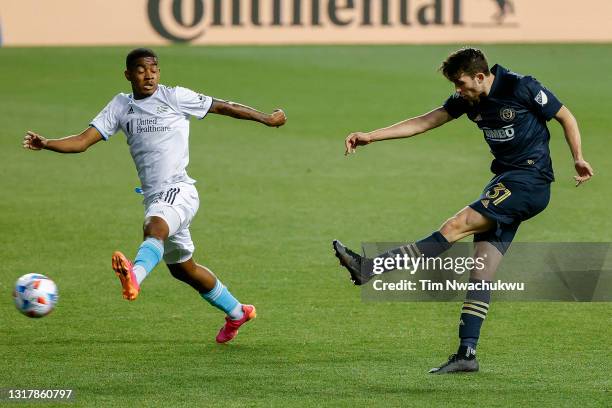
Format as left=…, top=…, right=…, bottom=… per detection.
left=13, top=273, right=58, bottom=318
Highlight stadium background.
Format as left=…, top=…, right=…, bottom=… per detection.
left=1, top=1, right=610, bottom=406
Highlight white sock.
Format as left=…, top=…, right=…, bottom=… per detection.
left=228, top=303, right=244, bottom=320
left=133, top=265, right=147, bottom=285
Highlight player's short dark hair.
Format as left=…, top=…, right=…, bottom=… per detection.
left=440, top=47, right=490, bottom=81
left=126, top=48, right=158, bottom=70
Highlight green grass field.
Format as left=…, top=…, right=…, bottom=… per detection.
left=1, top=45, right=611, bottom=407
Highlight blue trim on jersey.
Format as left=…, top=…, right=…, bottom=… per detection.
left=89, top=123, right=109, bottom=140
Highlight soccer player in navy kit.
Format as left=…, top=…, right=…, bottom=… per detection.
left=333, top=48, right=593, bottom=373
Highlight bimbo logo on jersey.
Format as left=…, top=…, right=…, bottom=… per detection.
left=147, top=0, right=466, bottom=43
left=482, top=125, right=515, bottom=142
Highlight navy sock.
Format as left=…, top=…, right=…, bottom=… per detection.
left=459, top=279, right=491, bottom=350
left=375, top=231, right=452, bottom=273
left=414, top=231, right=452, bottom=257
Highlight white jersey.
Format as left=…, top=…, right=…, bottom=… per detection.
left=90, top=84, right=213, bottom=201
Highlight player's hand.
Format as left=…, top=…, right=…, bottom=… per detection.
left=573, top=159, right=594, bottom=187
left=23, top=131, right=48, bottom=150
left=266, top=109, right=287, bottom=127
left=345, top=132, right=372, bottom=155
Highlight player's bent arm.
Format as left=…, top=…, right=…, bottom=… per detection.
left=554, top=106, right=584, bottom=161
left=209, top=99, right=287, bottom=127
left=554, top=105, right=594, bottom=185
left=344, top=107, right=453, bottom=154
left=23, top=126, right=103, bottom=153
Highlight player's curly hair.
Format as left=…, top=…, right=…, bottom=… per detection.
left=126, top=48, right=158, bottom=70
left=440, top=47, right=490, bottom=81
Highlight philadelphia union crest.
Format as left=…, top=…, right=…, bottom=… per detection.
left=500, top=107, right=516, bottom=122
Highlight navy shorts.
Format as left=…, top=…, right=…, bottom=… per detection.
left=469, top=170, right=551, bottom=254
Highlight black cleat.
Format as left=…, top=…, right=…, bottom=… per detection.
left=332, top=240, right=375, bottom=285
left=429, top=346, right=479, bottom=374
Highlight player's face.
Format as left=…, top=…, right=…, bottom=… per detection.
left=453, top=73, right=485, bottom=103
left=125, top=57, right=160, bottom=99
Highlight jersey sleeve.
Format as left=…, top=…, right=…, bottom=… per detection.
left=442, top=92, right=469, bottom=118
left=517, top=76, right=563, bottom=121
left=89, top=95, right=123, bottom=140
left=175, top=86, right=213, bottom=119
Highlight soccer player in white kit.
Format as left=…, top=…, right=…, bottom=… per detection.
left=22, top=48, right=287, bottom=343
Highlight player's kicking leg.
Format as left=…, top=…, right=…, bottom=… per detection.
left=333, top=206, right=494, bottom=285
left=112, top=215, right=168, bottom=301
left=167, top=259, right=256, bottom=343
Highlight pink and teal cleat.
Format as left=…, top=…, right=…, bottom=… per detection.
left=215, top=304, right=257, bottom=343
left=111, top=251, right=140, bottom=301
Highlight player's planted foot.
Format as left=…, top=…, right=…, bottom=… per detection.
left=428, top=346, right=479, bottom=374
left=332, top=240, right=375, bottom=285
left=111, top=251, right=140, bottom=301
left=216, top=304, right=257, bottom=343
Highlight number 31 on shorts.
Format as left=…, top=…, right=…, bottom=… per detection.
left=485, top=182, right=512, bottom=206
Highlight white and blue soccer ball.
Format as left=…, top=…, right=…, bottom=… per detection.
left=13, top=273, right=58, bottom=318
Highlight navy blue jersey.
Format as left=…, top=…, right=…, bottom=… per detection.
left=443, top=64, right=562, bottom=181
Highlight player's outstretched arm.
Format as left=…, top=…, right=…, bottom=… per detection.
left=554, top=105, right=594, bottom=187
left=209, top=99, right=287, bottom=127
left=23, top=127, right=103, bottom=154
left=344, top=107, right=453, bottom=155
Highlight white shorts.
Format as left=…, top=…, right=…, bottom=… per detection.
left=144, top=182, right=199, bottom=264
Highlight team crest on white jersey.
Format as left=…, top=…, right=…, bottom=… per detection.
left=156, top=105, right=169, bottom=114
left=535, top=90, right=548, bottom=106
left=127, top=106, right=135, bottom=115
left=500, top=107, right=516, bottom=122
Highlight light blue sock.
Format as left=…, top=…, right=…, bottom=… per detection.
left=200, top=279, right=244, bottom=320
left=133, top=237, right=164, bottom=284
